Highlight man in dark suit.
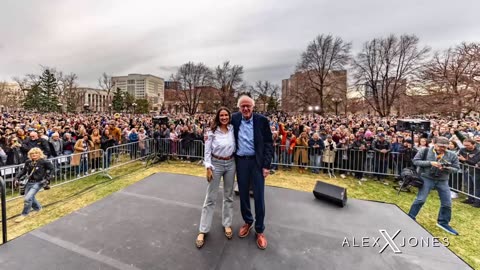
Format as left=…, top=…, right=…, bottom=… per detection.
left=231, top=95, right=273, bottom=250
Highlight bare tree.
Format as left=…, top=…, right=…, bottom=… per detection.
left=296, top=34, right=351, bottom=114
left=422, top=42, right=480, bottom=116
left=98, top=72, right=114, bottom=96
left=213, top=61, right=244, bottom=108
left=172, top=62, right=213, bottom=115
left=249, top=80, right=280, bottom=112
left=352, top=34, right=430, bottom=117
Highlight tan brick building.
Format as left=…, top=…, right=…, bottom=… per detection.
left=281, top=70, right=347, bottom=114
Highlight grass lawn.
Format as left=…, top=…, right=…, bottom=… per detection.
left=3, top=160, right=479, bottom=269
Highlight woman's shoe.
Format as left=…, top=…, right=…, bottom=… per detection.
left=224, top=227, right=233, bottom=240
left=195, top=233, right=206, bottom=248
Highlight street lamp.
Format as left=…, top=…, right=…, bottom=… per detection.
left=108, top=103, right=112, bottom=114
left=57, top=103, right=63, bottom=113
left=331, top=97, right=342, bottom=116
left=84, top=103, right=90, bottom=113
left=132, top=102, right=137, bottom=114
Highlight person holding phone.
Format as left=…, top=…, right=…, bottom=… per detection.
left=196, top=107, right=236, bottom=248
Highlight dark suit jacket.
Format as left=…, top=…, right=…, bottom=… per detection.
left=231, top=112, right=273, bottom=170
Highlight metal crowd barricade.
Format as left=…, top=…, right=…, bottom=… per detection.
left=450, top=163, right=480, bottom=200
left=103, top=138, right=155, bottom=174
left=177, top=139, right=204, bottom=161
left=272, top=145, right=407, bottom=177
left=2, top=149, right=106, bottom=202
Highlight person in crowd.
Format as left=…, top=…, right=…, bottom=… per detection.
left=372, top=133, right=391, bottom=182
left=458, top=139, right=480, bottom=207
left=308, top=132, right=324, bottom=174
left=278, top=123, right=296, bottom=170
left=90, top=128, right=102, bottom=172
left=232, top=95, right=273, bottom=250
left=349, top=134, right=367, bottom=180
left=271, top=131, right=281, bottom=173
left=71, top=132, right=93, bottom=177
left=21, top=131, right=51, bottom=158
left=101, top=129, right=116, bottom=168
left=138, top=127, right=148, bottom=158
left=196, top=107, right=236, bottom=249
left=5, top=136, right=25, bottom=165
left=408, top=137, right=460, bottom=235
left=323, top=135, right=336, bottom=175
left=63, top=133, right=76, bottom=155
left=128, top=128, right=139, bottom=160
left=13, top=147, right=54, bottom=223
left=49, top=132, right=63, bottom=157
left=294, top=131, right=309, bottom=174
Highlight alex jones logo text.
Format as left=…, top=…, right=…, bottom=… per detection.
left=342, top=230, right=449, bottom=254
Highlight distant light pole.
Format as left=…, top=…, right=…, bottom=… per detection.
left=57, top=103, right=63, bottom=113
left=332, top=97, right=342, bottom=115
left=84, top=103, right=90, bottom=113
left=132, top=102, right=137, bottom=114
left=108, top=103, right=112, bottom=114
left=308, top=105, right=313, bottom=118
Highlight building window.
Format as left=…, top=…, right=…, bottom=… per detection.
left=127, top=80, right=135, bottom=84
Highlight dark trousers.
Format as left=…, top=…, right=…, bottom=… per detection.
left=236, top=157, right=265, bottom=233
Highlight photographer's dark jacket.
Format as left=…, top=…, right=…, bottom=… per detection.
left=413, top=147, right=460, bottom=181
left=16, top=159, right=54, bottom=183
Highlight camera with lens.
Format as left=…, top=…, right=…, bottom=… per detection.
left=438, top=158, right=452, bottom=169
left=429, top=159, right=452, bottom=177
left=17, top=177, right=28, bottom=196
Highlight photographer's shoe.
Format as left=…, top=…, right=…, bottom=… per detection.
left=436, top=223, right=459, bottom=236
left=14, top=215, right=27, bottom=223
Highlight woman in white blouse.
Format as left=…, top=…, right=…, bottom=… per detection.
left=196, top=107, right=236, bottom=248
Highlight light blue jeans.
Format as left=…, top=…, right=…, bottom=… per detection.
left=408, top=177, right=452, bottom=225
left=199, top=157, right=236, bottom=233
left=22, top=182, right=43, bottom=216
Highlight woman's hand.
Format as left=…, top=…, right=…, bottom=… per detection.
left=206, top=168, right=213, bottom=182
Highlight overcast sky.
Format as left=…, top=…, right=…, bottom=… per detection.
left=0, top=0, right=478, bottom=88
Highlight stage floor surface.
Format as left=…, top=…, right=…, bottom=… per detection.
left=0, top=172, right=472, bottom=270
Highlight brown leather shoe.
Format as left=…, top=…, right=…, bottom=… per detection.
left=238, top=223, right=253, bottom=238
left=256, top=233, right=267, bottom=250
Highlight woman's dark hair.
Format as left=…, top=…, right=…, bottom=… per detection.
left=210, top=107, right=231, bottom=131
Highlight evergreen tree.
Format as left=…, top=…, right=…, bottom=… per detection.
left=135, top=99, right=150, bottom=114
left=23, top=83, right=42, bottom=111
left=38, top=69, right=59, bottom=112
left=112, top=87, right=124, bottom=112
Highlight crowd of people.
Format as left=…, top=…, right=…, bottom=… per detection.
left=1, top=109, right=479, bottom=206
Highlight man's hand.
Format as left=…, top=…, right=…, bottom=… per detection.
left=458, top=155, right=466, bottom=161
left=13, top=178, right=19, bottom=188
left=263, top=168, right=270, bottom=178
left=206, top=168, right=213, bottom=182
left=431, top=161, right=443, bottom=169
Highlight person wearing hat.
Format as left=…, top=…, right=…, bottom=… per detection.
left=408, top=136, right=461, bottom=235
left=372, top=133, right=391, bottom=182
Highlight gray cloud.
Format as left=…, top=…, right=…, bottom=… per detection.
left=0, top=0, right=478, bottom=88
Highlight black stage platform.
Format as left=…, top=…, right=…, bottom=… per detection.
left=0, top=173, right=472, bottom=270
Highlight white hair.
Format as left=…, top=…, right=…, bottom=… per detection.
left=237, top=95, right=255, bottom=108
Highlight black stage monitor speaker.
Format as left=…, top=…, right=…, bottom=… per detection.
left=313, top=181, right=347, bottom=207
left=153, top=116, right=169, bottom=126
left=396, top=119, right=431, bottom=132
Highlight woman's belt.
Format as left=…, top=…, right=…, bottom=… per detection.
left=211, top=153, right=234, bottom=160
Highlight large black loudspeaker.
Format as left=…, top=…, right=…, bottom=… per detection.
left=396, top=119, right=431, bottom=132
left=153, top=116, right=169, bottom=126
left=313, top=181, right=347, bottom=207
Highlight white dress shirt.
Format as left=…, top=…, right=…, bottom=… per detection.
left=204, top=124, right=236, bottom=170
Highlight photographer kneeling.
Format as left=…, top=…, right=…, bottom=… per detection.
left=13, top=147, right=54, bottom=223
left=407, top=137, right=460, bottom=235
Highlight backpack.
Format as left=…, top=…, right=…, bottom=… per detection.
left=396, top=147, right=429, bottom=194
